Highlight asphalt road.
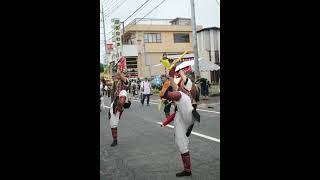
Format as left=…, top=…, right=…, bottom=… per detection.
left=100, top=96, right=220, bottom=180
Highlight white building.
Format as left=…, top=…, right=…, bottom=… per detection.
left=197, top=27, right=220, bottom=83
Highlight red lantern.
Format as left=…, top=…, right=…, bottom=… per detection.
left=106, top=43, right=113, bottom=54
left=106, top=43, right=113, bottom=50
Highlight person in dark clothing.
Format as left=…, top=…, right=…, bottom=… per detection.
left=100, top=93, right=102, bottom=112
left=161, top=74, right=172, bottom=118
left=199, top=78, right=208, bottom=99
left=137, top=81, right=141, bottom=95
left=107, top=85, right=111, bottom=97
left=128, top=80, right=131, bottom=94
left=132, top=81, right=136, bottom=97
left=101, top=78, right=107, bottom=96
left=205, top=80, right=210, bottom=97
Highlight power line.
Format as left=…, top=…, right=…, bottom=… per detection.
left=102, top=0, right=118, bottom=12
left=104, top=0, right=148, bottom=20
left=104, top=0, right=124, bottom=17
left=104, top=2, right=122, bottom=18
left=125, top=0, right=167, bottom=31
left=104, top=0, right=156, bottom=42
left=101, top=0, right=121, bottom=20
left=215, top=0, right=220, bottom=7
left=123, top=0, right=151, bottom=23
left=105, top=0, right=129, bottom=18
left=106, top=0, right=118, bottom=10
left=100, top=0, right=120, bottom=43
left=104, top=2, right=119, bottom=14
left=104, top=0, right=148, bottom=40
left=104, top=0, right=147, bottom=29
left=100, top=0, right=109, bottom=11
left=141, top=0, right=167, bottom=19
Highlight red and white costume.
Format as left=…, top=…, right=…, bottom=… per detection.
left=162, top=91, right=193, bottom=153
left=108, top=56, right=130, bottom=147
left=159, top=57, right=200, bottom=177
left=160, top=90, right=194, bottom=176
left=109, top=90, right=127, bottom=129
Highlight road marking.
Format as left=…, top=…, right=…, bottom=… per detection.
left=101, top=102, right=220, bottom=142
left=191, top=131, right=220, bottom=143
left=131, top=99, right=220, bottom=114
left=156, top=122, right=220, bottom=143
left=197, top=109, right=220, bottom=114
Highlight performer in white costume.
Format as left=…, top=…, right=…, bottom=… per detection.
left=160, top=82, right=195, bottom=177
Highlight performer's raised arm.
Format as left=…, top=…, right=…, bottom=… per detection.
left=179, top=69, right=188, bottom=84
left=117, top=69, right=128, bottom=85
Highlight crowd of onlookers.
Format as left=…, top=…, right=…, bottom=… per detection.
left=100, top=76, right=154, bottom=106
left=100, top=76, right=215, bottom=107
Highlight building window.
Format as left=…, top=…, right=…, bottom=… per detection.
left=144, top=33, right=161, bottom=43
left=174, top=33, right=190, bottom=43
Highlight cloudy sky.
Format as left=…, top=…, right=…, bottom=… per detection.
left=100, top=0, right=220, bottom=63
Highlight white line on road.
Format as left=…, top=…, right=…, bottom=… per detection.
left=196, top=109, right=220, bottom=113
left=131, top=99, right=220, bottom=114
left=101, top=102, right=220, bottom=142
left=156, top=122, right=220, bottom=143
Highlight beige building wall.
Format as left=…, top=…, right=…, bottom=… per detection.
left=136, top=54, right=145, bottom=77
left=137, top=52, right=165, bottom=78
left=124, top=24, right=203, bottom=78
left=146, top=52, right=165, bottom=77
left=144, top=32, right=193, bottom=53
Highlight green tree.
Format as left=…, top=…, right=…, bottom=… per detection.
left=100, top=63, right=104, bottom=73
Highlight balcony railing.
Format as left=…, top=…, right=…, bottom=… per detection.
left=127, top=18, right=174, bottom=26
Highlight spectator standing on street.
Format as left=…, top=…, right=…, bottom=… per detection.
left=100, top=80, right=103, bottom=95
left=132, top=81, right=136, bottom=97
left=205, top=80, right=210, bottom=98
left=140, top=77, right=152, bottom=106
left=137, top=80, right=141, bottom=95
left=199, top=78, right=207, bottom=99
left=106, top=84, right=111, bottom=97
left=128, top=80, right=131, bottom=94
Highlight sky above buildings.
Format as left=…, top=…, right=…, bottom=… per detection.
left=100, top=0, right=220, bottom=63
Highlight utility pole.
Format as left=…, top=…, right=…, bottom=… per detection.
left=121, top=22, right=125, bottom=43
left=143, top=43, right=151, bottom=78
left=121, top=21, right=125, bottom=56
left=190, top=0, right=200, bottom=79
left=101, top=5, right=107, bottom=64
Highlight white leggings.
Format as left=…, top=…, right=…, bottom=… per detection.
left=109, top=102, right=120, bottom=128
